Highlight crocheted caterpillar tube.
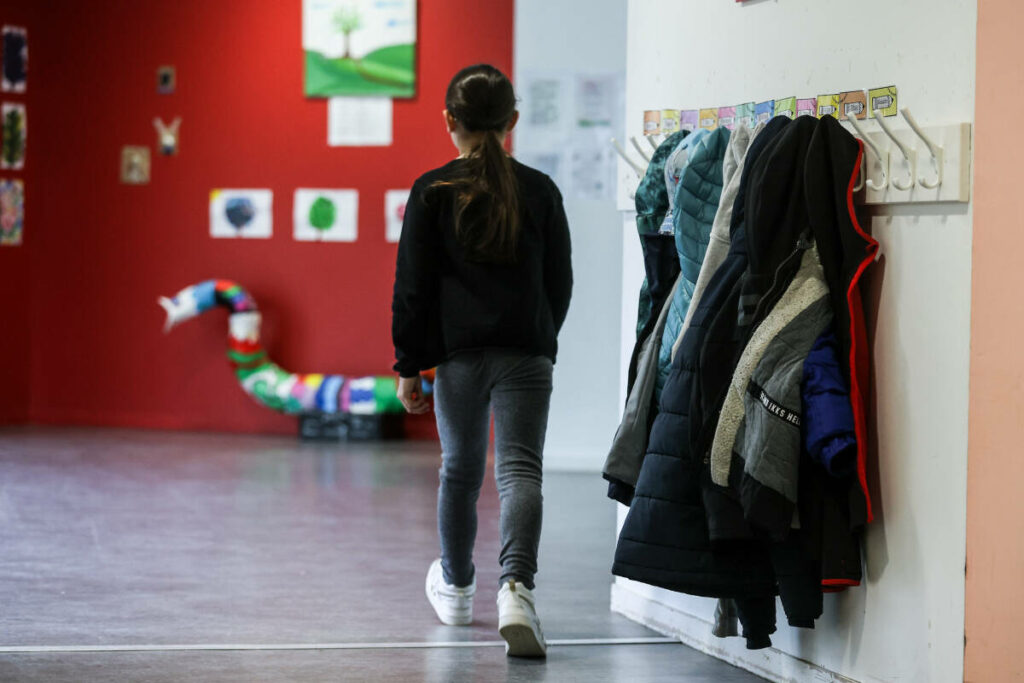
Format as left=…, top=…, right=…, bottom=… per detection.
left=158, top=280, right=425, bottom=415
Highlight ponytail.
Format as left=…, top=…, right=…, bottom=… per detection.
left=431, top=65, right=520, bottom=264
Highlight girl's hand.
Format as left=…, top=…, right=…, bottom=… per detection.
left=398, top=376, right=431, bottom=415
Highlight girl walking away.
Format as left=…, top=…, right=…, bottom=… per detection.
left=391, top=64, right=573, bottom=658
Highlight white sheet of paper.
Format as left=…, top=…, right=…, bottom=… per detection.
left=210, top=189, right=272, bottom=239
left=328, top=96, right=392, bottom=147
left=385, top=189, right=411, bottom=243
left=293, top=188, right=358, bottom=242
left=516, top=71, right=572, bottom=151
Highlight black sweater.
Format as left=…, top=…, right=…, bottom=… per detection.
left=392, top=158, right=572, bottom=378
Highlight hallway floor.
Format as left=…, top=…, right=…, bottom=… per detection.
left=0, top=428, right=760, bottom=682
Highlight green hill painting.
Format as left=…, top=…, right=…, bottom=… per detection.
left=303, top=0, right=417, bottom=98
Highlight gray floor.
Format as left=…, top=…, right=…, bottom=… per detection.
left=0, top=428, right=761, bottom=682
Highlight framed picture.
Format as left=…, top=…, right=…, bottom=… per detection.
left=303, top=0, right=416, bottom=98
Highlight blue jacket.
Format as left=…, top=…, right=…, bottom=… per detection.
left=654, top=127, right=731, bottom=398
left=802, top=328, right=857, bottom=477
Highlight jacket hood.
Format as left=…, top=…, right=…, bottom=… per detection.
left=665, top=128, right=710, bottom=209
left=635, top=130, right=689, bottom=235
left=744, top=115, right=818, bottom=283
left=803, top=113, right=880, bottom=524
left=729, top=116, right=791, bottom=240
left=803, top=114, right=880, bottom=369
left=673, top=126, right=732, bottom=265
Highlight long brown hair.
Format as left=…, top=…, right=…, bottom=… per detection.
left=432, top=64, right=519, bottom=263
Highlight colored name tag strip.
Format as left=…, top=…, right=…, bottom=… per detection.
left=699, top=108, right=718, bottom=130
left=774, top=96, right=797, bottom=119
left=839, top=90, right=867, bottom=120
left=661, top=109, right=681, bottom=133
left=717, top=106, right=736, bottom=130
left=817, top=94, right=840, bottom=119
left=643, top=110, right=661, bottom=134
left=755, top=100, right=774, bottom=124
left=735, top=102, right=755, bottom=128
left=796, top=98, right=817, bottom=117
left=679, top=110, right=699, bottom=132
left=868, top=85, right=898, bottom=116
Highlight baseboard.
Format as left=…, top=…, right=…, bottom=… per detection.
left=610, top=580, right=857, bottom=683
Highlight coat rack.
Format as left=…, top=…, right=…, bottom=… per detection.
left=612, top=109, right=972, bottom=206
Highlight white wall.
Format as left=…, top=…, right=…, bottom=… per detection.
left=614, top=1, right=975, bottom=681
left=514, top=0, right=628, bottom=471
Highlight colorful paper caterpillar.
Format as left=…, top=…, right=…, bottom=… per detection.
left=158, top=280, right=428, bottom=416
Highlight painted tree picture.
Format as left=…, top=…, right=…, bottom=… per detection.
left=303, top=0, right=416, bottom=98
left=293, top=189, right=358, bottom=242
left=1, top=102, right=25, bottom=170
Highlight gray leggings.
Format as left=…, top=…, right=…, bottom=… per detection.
left=434, top=350, right=553, bottom=590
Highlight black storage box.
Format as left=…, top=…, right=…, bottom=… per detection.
left=298, top=412, right=405, bottom=442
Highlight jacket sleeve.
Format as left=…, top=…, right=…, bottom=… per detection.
left=543, top=184, right=573, bottom=333
left=801, top=329, right=857, bottom=477
left=392, top=179, right=442, bottom=378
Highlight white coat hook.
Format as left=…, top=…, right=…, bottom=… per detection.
left=646, top=135, right=660, bottom=152
left=847, top=115, right=889, bottom=191
left=630, top=136, right=653, bottom=163
left=872, top=109, right=915, bottom=191
left=901, top=107, right=943, bottom=189
left=611, top=137, right=646, bottom=177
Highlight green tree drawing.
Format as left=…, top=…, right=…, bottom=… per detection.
left=309, top=197, right=336, bottom=231
left=2, top=108, right=24, bottom=167
left=333, top=6, right=364, bottom=60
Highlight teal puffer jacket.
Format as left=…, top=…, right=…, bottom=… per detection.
left=655, top=127, right=731, bottom=398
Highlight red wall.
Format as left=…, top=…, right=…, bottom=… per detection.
left=0, top=1, right=35, bottom=425
left=26, top=0, right=514, bottom=435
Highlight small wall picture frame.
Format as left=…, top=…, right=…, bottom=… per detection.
left=121, top=146, right=150, bottom=184
left=157, top=66, right=175, bottom=95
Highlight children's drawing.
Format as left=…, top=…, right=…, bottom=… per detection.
left=294, top=188, right=358, bottom=242
left=0, top=178, right=23, bottom=246
left=303, top=0, right=417, bottom=98
left=157, top=66, right=175, bottom=94
left=120, top=146, right=150, bottom=184
left=2, top=26, right=26, bottom=93
left=385, top=189, right=410, bottom=243
left=1, top=102, right=25, bottom=170
left=210, top=189, right=272, bottom=239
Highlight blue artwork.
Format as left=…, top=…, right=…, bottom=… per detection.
left=225, top=197, right=256, bottom=229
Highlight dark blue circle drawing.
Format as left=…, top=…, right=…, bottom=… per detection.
left=2, top=31, right=26, bottom=88
left=224, top=197, right=256, bottom=230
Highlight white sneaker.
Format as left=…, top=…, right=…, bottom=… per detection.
left=497, top=579, right=547, bottom=657
left=425, top=559, right=475, bottom=626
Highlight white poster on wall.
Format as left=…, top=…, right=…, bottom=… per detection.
left=385, top=188, right=410, bottom=243
left=515, top=70, right=623, bottom=200
left=293, top=188, right=358, bottom=242
left=210, top=189, right=273, bottom=239
left=328, top=96, right=392, bottom=146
